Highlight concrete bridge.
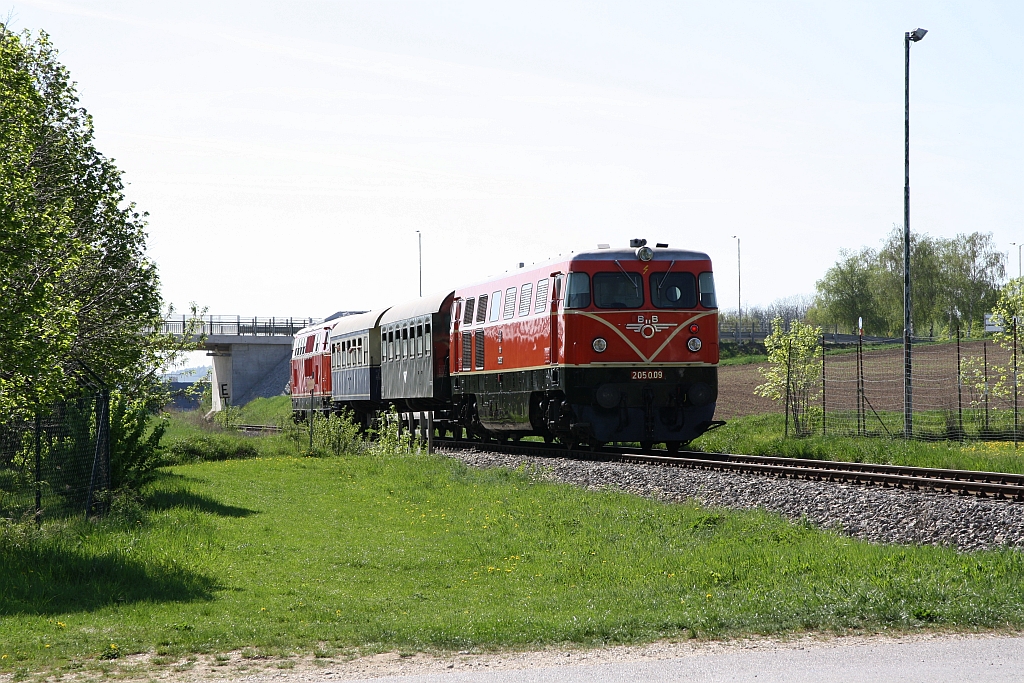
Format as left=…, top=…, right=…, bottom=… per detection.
left=161, top=314, right=360, bottom=412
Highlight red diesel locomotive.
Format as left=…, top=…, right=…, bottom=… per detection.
left=293, top=240, right=721, bottom=449
left=449, top=241, right=719, bottom=449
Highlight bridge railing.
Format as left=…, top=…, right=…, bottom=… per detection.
left=161, top=316, right=323, bottom=338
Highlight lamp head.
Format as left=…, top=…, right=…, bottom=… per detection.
left=909, top=28, right=928, bottom=42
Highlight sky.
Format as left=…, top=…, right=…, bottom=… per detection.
left=7, top=1, right=1024, bottom=324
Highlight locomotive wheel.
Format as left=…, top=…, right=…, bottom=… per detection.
left=666, top=441, right=681, bottom=454
left=640, top=441, right=654, bottom=454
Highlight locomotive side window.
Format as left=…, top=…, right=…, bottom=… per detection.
left=476, top=295, right=488, bottom=324
left=593, top=272, right=643, bottom=309
left=503, top=287, right=517, bottom=319
left=534, top=279, right=549, bottom=313
left=489, top=291, right=502, bottom=322
left=519, top=282, right=533, bottom=316
left=565, top=273, right=591, bottom=309
left=463, top=298, right=476, bottom=326
left=699, top=272, right=718, bottom=308
left=651, top=272, right=697, bottom=309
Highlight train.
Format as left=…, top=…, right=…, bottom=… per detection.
left=290, top=239, right=722, bottom=450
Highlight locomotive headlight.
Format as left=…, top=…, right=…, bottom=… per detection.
left=636, top=246, right=654, bottom=262
left=687, top=336, right=702, bottom=352
left=592, top=337, right=608, bottom=353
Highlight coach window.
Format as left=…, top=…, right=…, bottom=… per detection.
left=503, top=287, right=517, bottom=319
left=489, top=291, right=502, bottom=322
left=463, top=298, right=476, bottom=326
left=424, top=323, right=431, bottom=355
left=401, top=327, right=408, bottom=358
left=534, top=279, right=549, bottom=313
left=387, top=330, right=394, bottom=361
left=476, top=294, right=488, bottom=324
left=593, top=272, right=643, bottom=309
left=698, top=272, right=718, bottom=308
left=416, top=324, right=424, bottom=356
left=565, top=272, right=591, bottom=309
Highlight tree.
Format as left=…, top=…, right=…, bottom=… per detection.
left=1, top=26, right=199, bottom=424
left=755, top=317, right=822, bottom=436
left=937, top=233, right=1004, bottom=337
left=0, top=25, right=81, bottom=419
left=813, top=248, right=886, bottom=335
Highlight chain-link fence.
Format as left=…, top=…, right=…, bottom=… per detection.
left=781, top=332, right=1020, bottom=442
left=0, top=393, right=111, bottom=521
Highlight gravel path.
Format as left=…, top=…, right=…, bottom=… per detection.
left=441, top=448, right=1024, bottom=552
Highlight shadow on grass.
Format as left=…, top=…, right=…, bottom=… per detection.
left=145, top=488, right=257, bottom=518
left=0, top=544, right=219, bottom=615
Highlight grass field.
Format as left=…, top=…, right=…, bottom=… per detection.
left=692, top=413, right=1024, bottom=474
left=4, top=428, right=1024, bottom=677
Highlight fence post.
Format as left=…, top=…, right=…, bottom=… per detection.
left=784, top=339, right=792, bottom=438
left=956, top=328, right=963, bottom=439
left=857, top=331, right=864, bottom=436
left=34, top=408, right=41, bottom=524
left=983, top=341, right=989, bottom=432
left=1015, top=317, right=1018, bottom=449
left=821, top=335, right=826, bottom=437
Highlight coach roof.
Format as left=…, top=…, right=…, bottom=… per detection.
left=329, top=309, right=389, bottom=338
left=380, top=290, right=455, bottom=326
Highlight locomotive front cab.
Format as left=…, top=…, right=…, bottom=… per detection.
left=549, top=246, right=720, bottom=448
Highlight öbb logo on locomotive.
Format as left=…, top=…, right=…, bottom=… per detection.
left=625, top=315, right=677, bottom=339
left=290, top=239, right=723, bottom=451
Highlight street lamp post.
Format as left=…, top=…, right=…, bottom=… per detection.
left=731, top=235, right=740, bottom=344
left=903, top=27, right=927, bottom=440
left=1011, top=242, right=1022, bottom=280
left=416, top=231, right=423, bottom=297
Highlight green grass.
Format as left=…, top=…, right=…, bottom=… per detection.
left=232, top=396, right=293, bottom=426
left=159, top=411, right=297, bottom=463
left=4, top=442, right=1024, bottom=676
left=718, top=354, right=768, bottom=366
left=693, top=413, right=1024, bottom=473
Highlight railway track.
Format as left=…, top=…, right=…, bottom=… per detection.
left=434, top=438, right=1024, bottom=501
left=235, top=423, right=283, bottom=434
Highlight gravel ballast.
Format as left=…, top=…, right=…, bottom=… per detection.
left=441, top=448, right=1024, bottom=552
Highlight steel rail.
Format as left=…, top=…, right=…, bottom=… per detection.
left=235, top=423, right=283, bottom=434
left=433, top=438, right=1024, bottom=501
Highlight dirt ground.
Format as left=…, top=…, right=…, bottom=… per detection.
left=715, top=363, right=779, bottom=419
left=714, top=340, right=1014, bottom=422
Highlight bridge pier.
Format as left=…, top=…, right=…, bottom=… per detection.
left=207, top=339, right=293, bottom=411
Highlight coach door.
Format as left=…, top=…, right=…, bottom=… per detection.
left=548, top=273, right=562, bottom=364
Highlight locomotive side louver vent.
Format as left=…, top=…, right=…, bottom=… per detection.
left=503, top=287, right=516, bottom=319
left=535, top=279, right=549, bottom=313
left=462, top=332, right=472, bottom=371
left=463, top=298, right=475, bottom=326
left=475, top=329, right=485, bottom=370
left=476, top=295, right=488, bottom=324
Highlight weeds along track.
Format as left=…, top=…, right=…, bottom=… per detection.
left=434, top=439, right=1024, bottom=502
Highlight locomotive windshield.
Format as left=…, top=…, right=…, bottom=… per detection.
left=564, top=272, right=591, bottom=309
left=593, top=272, right=643, bottom=309
left=650, top=272, right=697, bottom=309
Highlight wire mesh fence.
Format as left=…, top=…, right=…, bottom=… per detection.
left=0, top=393, right=111, bottom=521
left=781, top=331, right=1020, bottom=442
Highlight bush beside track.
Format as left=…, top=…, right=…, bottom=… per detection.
left=3, top=410, right=1024, bottom=676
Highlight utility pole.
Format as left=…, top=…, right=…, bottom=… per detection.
left=417, top=231, right=423, bottom=297
left=903, top=27, right=927, bottom=440
left=731, top=235, right=740, bottom=344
